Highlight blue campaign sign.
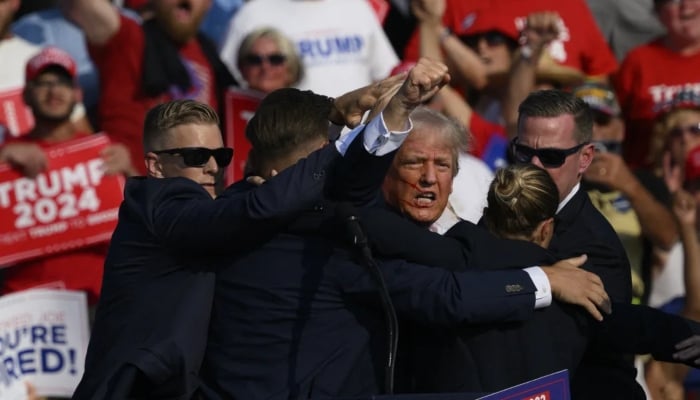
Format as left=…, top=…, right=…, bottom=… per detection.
left=337, top=370, right=569, bottom=400
left=477, top=370, right=570, bottom=400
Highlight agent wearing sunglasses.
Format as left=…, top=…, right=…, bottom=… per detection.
left=76, top=59, right=450, bottom=399
left=573, top=83, right=678, bottom=308
left=514, top=89, right=655, bottom=399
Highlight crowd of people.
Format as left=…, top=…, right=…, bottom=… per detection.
left=1, top=0, right=700, bottom=399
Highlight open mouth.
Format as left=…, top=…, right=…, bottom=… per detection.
left=174, top=0, right=193, bottom=19
left=414, top=191, right=436, bottom=207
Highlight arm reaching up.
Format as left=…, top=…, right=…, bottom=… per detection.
left=61, top=0, right=120, bottom=45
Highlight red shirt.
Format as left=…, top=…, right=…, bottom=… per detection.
left=89, top=16, right=218, bottom=175
left=404, top=0, right=617, bottom=78
left=615, top=40, right=700, bottom=167
left=469, top=112, right=507, bottom=160
left=0, top=133, right=106, bottom=305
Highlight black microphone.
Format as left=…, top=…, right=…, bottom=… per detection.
left=337, top=203, right=372, bottom=260
left=336, top=202, right=399, bottom=395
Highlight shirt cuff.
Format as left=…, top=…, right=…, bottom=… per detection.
left=523, top=266, right=552, bottom=309
left=334, top=124, right=363, bottom=155
left=360, top=111, right=411, bottom=156
left=334, top=111, right=413, bottom=156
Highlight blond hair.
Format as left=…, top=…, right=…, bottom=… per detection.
left=483, top=164, right=559, bottom=240
left=237, top=27, right=303, bottom=87
left=142, top=99, right=219, bottom=153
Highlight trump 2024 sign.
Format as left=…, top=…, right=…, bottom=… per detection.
left=0, top=134, right=124, bottom=266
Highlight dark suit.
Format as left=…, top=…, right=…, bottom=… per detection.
left=551, top=189, right=637, bottom=399
left=73, top=145, right=341, bottom=400
left=200, top=195, right=551, bottom=399
left=358, top=206, right=590, bottom=392
left=358, top=200, right=700, bottom=396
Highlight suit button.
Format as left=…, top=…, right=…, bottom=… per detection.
left=313, top=170, right=326, bottom=181
left=313, top=205, right=324, bottom=212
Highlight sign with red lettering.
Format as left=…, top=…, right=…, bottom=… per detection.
left=0, top=134, right=125, bottom=266
left=522, top=391, right=550, bottom=400
left=477, top=370, right=568, bottom=400
left=223, top=87, right=263, bottom=186
left=0, top=87, right=34, bottom=139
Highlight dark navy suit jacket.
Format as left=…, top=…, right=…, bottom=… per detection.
left=200, top=194, right=549, bottom=398
left=551, top=189, right=637, bottom=400
left=72, top=144, right=342, bottom=400
left=358, top=191, right=700, bottom=397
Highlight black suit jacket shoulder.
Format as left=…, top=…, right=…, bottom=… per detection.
left=73, top=144, right=342, bottom=399
left=359, top=205, right=554, bottom=271
left=550, top=189, right=632, bottom=303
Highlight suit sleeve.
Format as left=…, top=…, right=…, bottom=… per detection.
left=146, top=144, right=340, bottom=252
left=589, top=302, right=700, bottom=365
left=329, top=115, right=407, bottom=208
left=337, top=257, right=537, bottom=325
left=328, top=131, right=396, bottom=208
left=359, top=206, right=471, bottom=270
left=360, top=207, right=554, bottom=271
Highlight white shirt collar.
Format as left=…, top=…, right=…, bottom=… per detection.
left=556, top=182, right=580, bottom=214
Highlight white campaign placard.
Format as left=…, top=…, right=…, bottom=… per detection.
left=0, top=289, right=89, bottom=398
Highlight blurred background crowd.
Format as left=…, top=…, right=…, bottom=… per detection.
left=1, top=0, right=700, bottom=398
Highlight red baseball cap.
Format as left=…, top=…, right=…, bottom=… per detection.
left=456, top=8, right=520, bottom=41
left=25, top=47, right=77, bottom=83
left=685, top=144, right=700, bottom=183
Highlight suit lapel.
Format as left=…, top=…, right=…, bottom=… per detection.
left=553, top=189, right=587, bottom=237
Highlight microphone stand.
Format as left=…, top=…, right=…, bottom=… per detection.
left=344, top=212, right=400, bottom=394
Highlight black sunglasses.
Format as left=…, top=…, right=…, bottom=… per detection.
left=153, top=147, right=233, bottom=167
left=243, top=53, right=287, bottom=66
left=462, top=31, right=512, bottom=49
left=510, top=139, right=589, bottom=168
left=669, top=123, right=700, bottom=138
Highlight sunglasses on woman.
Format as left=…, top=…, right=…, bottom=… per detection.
left=669, top=123, right=700, bottom=138
left=510, top=139, right=589, bottom=168
left=153, top=147, right=234, bottom=167
left=461, top=31, right=512, bottom=49
left=243, top=53, right=287, bottom=66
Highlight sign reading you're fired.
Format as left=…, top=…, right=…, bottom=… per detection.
left=0, top=134, right=125, bottom=266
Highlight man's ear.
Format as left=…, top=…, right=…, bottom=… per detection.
left=579, top=143, right=595, bottom=174
left=144, top=153, right=164, bottom=178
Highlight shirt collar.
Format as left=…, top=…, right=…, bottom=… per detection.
left=557, top=182, right=580, bottom=214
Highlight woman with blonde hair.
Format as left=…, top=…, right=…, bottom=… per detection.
left=483, top=164, right=559, bottom=248
left=236, top=27, right=304, bottom=94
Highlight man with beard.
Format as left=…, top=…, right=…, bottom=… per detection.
left=0, top=0, right=92, bottom=141
left=61, top=0, right=235, bottom=175
left=0, top=47, right=136, bottom=307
